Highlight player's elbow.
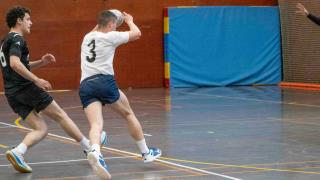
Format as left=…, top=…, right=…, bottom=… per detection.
left=132, top=31, right=142, bottom=40
left=10, top=64, right=21, bottom=72
left=136, top=30, right=142, bottom=39
left=129, top=30, right=142, bottom=41
left=10, top=60, right=18, bottom=70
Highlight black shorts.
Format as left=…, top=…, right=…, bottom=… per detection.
left=6, top=84, right=53, bottom=120
left=79, top=74, right=120, bottom=108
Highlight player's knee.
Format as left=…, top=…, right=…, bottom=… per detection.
left=35, top=123, right=48, bottom=137
left=121, top=109, right=134, bottom=119
left=40, top=128, right=48, bottom=138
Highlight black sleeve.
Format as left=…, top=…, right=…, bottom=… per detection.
left=9, top=36, right=22, bottom=58
left=307, top=13, right=320, bottom=26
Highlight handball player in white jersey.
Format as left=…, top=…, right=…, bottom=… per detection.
left=79, top=10, right=161, bottom=179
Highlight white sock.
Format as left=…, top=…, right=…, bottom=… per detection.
left=80, top=137, right=90, bottom=151
left=14, top=143, right=27, bottom=155
left=136, top=139, right=149, bottom=154
left=91, top=144, right=101, bottom=154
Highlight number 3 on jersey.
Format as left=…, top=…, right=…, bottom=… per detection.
left=86, top=39, right=96, bottom=62
left=0, top=44, right=7, bottom=67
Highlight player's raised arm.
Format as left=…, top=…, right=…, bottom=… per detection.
left=296, top=3, right=309, bottom=16
left=296, top=3, right=320, bottom=26
left=123, top=12, right=141, bottom=42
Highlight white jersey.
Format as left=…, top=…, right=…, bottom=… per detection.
left=80, top=31, right=129, bottom=82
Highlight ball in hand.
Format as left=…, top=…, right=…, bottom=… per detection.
left=109, top=9, right=124, bottom=27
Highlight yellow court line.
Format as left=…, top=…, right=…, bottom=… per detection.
left=14, top=118, right=205, bottom=177
left=36, top=175, right=96, bottom=180
left=161, top=156, right=320, bottom=175
left=14, top=118, right=320, bottom=176
left=36, top=171, right=205, bottom=180
left=225, top=169, right=270, bottom=175
left=132, top=174, right=208, bottom=180
left=15, top=117, right=320, bottom=175
left=15, top=117, right=23, bottom=128
left=153, top=160, right=204, bottom=176
left=161, top=155, right=320, bottom=168
left=285, top=165, right=320, bottom=171
left=36, top=168, right=202, bottom=180
left=99, top=147, right=203, bottom=176
left=162, top=156, right=320, bottom=169
left=0, top=144, right=8, bottom=148
left=232, top=160, right=320, bottom=167
left=47, top=90, right=71, bottom=93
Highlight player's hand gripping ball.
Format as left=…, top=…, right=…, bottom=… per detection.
left=109, top=9, right=124, bottom=27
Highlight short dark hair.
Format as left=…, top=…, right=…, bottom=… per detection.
left=98, top=10, right=117, bottom=27
left=6, top=6, right=31, bottom=28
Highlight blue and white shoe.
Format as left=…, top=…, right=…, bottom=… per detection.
left=5, top=149, right=32, bottom=173
left=87, top=150, right=111, bottom=179
left=142, top=147, right=162, bottom=163
left=84, top=131, right=108, bottom=156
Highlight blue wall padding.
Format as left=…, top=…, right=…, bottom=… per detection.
left=168, top=6, right=281, bottom=87
left=164, top=34, right=169, bottom=62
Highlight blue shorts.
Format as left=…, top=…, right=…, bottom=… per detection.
left=79, top=74, right=120, bottom=108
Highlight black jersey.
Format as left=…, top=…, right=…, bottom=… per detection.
left=0, top=32, right=32, bottom=96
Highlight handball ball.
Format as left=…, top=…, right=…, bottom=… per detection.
left=109, top=9, right=124, bottom=27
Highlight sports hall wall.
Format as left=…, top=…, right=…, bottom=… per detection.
left=279, top=0, right=320, bottom=84
left=0, top=0, right=277, bottom=90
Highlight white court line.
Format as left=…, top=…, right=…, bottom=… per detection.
left=0, top=121, right=241, bottom=180
left=0, top=122, right=27, bottom=129
left=144, top=133, right=152, bottom=137
left=104, top=146, right=241, bottom=180
left=0, top=125, right=12, bottom=129
left=0, top=156, right=136, bottom=167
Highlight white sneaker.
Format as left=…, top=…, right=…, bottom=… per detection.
left=6, top=149, right=32, bottom=173
left=84, top=131, right=108, bottom=156
left=142, top=147, right=162, bottom=163
left=87, top=150, right=111, bottom=179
